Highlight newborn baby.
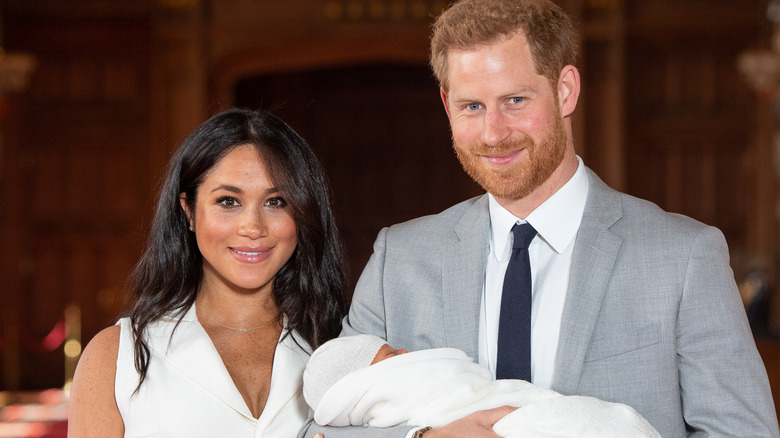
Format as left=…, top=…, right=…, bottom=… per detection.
left=303, top=334, right=660, bottom=438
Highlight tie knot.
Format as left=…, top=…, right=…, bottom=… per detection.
left=511, top=222, right=537, bottom=250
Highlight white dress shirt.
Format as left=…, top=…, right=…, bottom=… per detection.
left=478, top=157, right=589, bottom=389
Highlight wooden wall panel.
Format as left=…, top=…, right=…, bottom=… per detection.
left=1, top=3, right=152, bottom=389
left=625, top=0, right=764, bottom=254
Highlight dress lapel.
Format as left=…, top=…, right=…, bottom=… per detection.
left=553, top=170, right=623, bottom=394
left=255, top=331, right=309, bottom=433
left=442, top=195, right=491, bottom=359
left=145, top=305, right=255, bottom=420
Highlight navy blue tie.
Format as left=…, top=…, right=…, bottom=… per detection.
left=496, top=222, right=537, bottom=381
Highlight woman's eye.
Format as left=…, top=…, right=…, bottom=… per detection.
left=217, top=196, right=240, bottom=208
left=265, top=197, right=287, bottom=208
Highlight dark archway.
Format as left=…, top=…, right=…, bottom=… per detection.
left=235, top=63, right=482, bottom=291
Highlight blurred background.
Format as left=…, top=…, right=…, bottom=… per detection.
left=0, top=0, right=779, bottom=434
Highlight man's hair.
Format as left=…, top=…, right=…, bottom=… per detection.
left=430, top=0, right=580, bottom=91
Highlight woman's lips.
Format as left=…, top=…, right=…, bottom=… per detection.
left=229, top=246, right=272, bottom=263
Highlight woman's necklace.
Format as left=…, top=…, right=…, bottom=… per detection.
left=200, top=309, right=279, bottom=334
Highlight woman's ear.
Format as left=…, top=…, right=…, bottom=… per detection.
left=179, top=193, right=193, bottom=229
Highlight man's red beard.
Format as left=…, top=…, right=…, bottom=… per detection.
left=453, top=115, right=568, bottom=200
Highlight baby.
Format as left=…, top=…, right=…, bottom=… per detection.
left=303, top=334, right=660, bottom=438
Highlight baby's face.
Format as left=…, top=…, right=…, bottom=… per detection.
left=371, top=344, right=408, bottom=365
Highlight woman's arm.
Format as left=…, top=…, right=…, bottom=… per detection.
left=67, top=325, right=124, bottom=438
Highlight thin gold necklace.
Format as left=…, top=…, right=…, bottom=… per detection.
left=200, top=310, right=279, bottom=334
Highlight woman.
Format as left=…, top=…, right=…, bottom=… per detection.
left=68, top=108, right=348, bottom=437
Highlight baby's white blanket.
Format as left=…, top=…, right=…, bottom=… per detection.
left=314, top=348, right=660, bottom=438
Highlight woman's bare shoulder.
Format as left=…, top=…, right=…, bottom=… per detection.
left=84, top=325, right=121, bottom=358
left=76, top=325, right=122, bottom=377
left=67, top=325, right=124, bottom=437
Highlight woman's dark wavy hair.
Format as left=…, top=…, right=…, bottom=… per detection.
left=127, top=108, right=348, bottom=386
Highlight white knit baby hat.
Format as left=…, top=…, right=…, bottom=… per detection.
left=303, top=334, right=387, bottom=411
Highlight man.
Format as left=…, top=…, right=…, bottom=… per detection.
left=302, top=0, right=779, bottom=437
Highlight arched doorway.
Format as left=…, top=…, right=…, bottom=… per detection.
left=234, top=63, right=482, bottom=289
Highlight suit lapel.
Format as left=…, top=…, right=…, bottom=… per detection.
left=553, top=170, right=623, bottom=394
left=442, top=195, right=491, bottom=359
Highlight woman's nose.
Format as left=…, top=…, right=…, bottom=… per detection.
left=238, top=210, right=266, bottom=239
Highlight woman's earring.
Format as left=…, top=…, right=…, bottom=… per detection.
left=189, top=225, right=194, bottom=232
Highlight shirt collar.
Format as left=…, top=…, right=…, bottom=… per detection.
left=489, top=156, right=589, bottom=261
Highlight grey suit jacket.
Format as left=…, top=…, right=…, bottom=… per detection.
left=303, top=169, right=779, bottom=438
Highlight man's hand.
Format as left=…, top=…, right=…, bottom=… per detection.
left=425, top=406, right=516, bottom=438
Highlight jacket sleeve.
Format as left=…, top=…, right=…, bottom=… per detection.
left=342, top=227, right=393, bottom=339
left=677, top=226, right=779, bottom=437
left=298, top=418, right=415, bottom=438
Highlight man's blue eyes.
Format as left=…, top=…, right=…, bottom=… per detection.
left=466, top=98, right=523, bottom=110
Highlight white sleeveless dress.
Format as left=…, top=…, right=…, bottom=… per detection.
left=115, top=305, right=310, bottom=437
